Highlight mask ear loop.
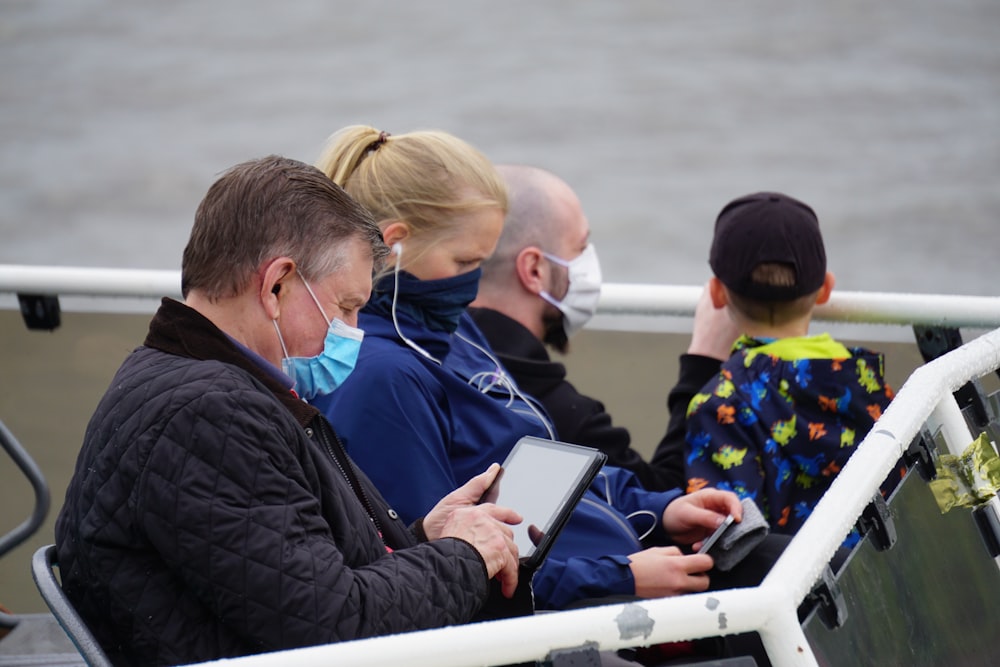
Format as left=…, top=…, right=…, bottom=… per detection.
left=296, top=271, right=333, bottom=326
left=390, top=242, right=441, bottom=365
left=272, top=319, right=291, bottom=360
left=271, top=270, right=329, bottom=379
left=541, top=251, right=571, bottom=268
left=272, top=318, right=299, bottom=389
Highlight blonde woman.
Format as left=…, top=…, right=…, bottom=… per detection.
left=311, top=125, right=747, bottom=617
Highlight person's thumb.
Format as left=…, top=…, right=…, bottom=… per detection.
left=470, top=462, right=502, bottom=496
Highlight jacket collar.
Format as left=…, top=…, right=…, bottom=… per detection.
left=144, top=298, right=321, bottom=428
left=467, top=307, right=551, bottom=363
left=360, top=296, right=454, bottom=359
left=734, top=333, right=852, bottom=363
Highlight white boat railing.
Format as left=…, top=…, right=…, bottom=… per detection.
left=176, top=325, right=999, bottom=667
left=175, top=324, right=1000, bottom=667
left=1, top=263, right=999, bottom=327
left=3, top=264, right=999, bottom=666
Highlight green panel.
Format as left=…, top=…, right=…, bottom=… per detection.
left=803, top=471, right=1000, bottom=665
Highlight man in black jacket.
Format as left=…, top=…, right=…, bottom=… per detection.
left=56, top=156, right=522, bottom=666
left=470, top=165, right=737, bottom=491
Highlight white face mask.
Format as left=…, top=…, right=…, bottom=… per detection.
left=539, top=243, right=602, bottom=338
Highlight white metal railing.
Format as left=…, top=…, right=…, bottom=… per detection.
left=0, top=265, right=180, bottom=300
left=5, top=264, right=1000, bottom=665
left=1, top=264, right=999, bottom=327
left=602, top=283, right=1000, bottom=329
left=176, top=329, right=1000, bottom=667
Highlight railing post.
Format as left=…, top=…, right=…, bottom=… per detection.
left=928, top=393, right=974, bottom=457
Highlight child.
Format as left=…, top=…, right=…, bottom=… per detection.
left=684, top=192, right=895, bottom=547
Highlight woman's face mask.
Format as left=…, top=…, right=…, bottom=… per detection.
left=539, top=243, right=603, bottom=339
left=391, top=265, right=482, bottom=334
left=272, top=273, right=365, bottom=400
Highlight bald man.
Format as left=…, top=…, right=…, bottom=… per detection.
left=465, top=165, right=736, bottom=491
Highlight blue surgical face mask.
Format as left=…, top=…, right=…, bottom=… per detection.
left=272, top=274, right=365, bottom=400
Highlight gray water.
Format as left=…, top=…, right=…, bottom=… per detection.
left=2, top=0, right=998, bottom=296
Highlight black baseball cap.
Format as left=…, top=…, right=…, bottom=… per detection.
left=709, top=192, right=826, bottom=301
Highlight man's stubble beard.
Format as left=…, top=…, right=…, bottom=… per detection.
left=542, top=306, right=569, bottom=355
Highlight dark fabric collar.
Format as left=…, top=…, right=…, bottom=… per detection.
left=362, top=292, right=454, bottom=360
left=466, top=307, right=552, bottom=363
left=144, top=298, right=320, bottom=428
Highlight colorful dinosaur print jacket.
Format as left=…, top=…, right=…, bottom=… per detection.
left=684, top=334, right=895, bottom=547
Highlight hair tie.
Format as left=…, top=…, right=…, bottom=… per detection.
left=366, top=130, right=391, bottom=154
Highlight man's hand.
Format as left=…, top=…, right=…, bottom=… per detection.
left=663, top=488, right=743, bottom=547
left=424, top=464, right=523, bottom=598
left=424, top=463, right=509, bottom=539
left=687, top=282, right=739, bottom=361
left=628, top=547, right=713, bottom=598
left=437, top=505, right=521, bottom=598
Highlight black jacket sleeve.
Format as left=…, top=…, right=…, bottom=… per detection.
left=138, top=385, right=490, bottom=653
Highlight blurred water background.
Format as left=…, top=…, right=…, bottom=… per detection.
left=2, top=0, right=998, bottom=295
left=1, top=0, right=999, bottom=615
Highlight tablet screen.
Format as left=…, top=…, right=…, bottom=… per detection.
left=481, top=437, right=606, bottom=569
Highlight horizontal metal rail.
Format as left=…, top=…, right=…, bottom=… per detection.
left=0, top=264, right=180, bottom=300
left=181, top=327, right=1000, bottom=667
left=601, top=283, right=1000, bottom=328
left=1, top=264, right=999, bottom=327
left=5, top=262, right=996, bottom=665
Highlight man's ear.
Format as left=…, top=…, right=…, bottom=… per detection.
left=514, top=246, right=546, bottom=295
left=708, top=277, right=729, bottom=309
left=261, top=257, right=295, bottom=320
left=815, top=271, right=835, bottom=305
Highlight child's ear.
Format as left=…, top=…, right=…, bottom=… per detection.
left=708, top=277, right=729, bottom=308
left=815, top=271, right=836, bottom=305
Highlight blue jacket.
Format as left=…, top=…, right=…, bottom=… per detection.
left=313, top=302, right=680, bottom=610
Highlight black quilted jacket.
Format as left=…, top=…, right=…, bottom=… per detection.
left=55, top=298, right=492, bottom=666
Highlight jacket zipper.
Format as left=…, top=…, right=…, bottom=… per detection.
left=311, top=420, right=386, bottom=544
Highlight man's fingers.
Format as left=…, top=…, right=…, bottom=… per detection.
left=477, top=502, right=523, bottom=527
left=497, top=545, right=520, bottom=598
left=471, top=463, right=502, bottom=492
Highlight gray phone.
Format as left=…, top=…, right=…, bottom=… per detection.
left=698, top=514, right=735, bottom=555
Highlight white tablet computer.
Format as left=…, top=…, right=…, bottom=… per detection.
left=479, top=436, right=606, bottom=570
